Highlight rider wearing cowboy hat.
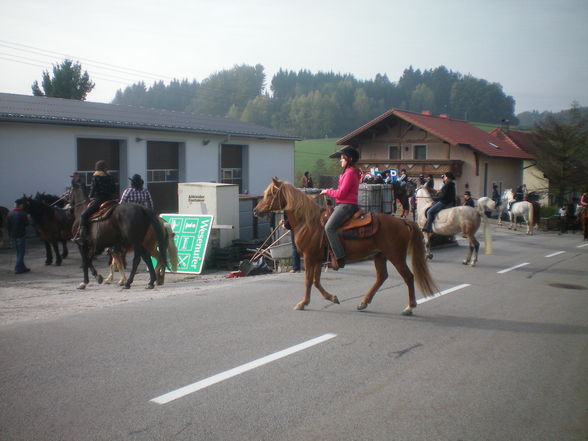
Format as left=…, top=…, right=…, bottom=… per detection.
left=320, top=146, right=361, bottom=270
left=422, top=171, right=456, bottom=233
left=75, top=160, right=117, bottom=244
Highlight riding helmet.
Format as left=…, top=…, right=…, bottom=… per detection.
left=329, top=146, right=359, bottom=163
left=129, top=174, right=144, bottom=188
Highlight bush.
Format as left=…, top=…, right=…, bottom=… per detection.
left=540, top=205, right=558, bottom=218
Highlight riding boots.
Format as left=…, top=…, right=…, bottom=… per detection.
left=74, top=226, right=88, bottom=245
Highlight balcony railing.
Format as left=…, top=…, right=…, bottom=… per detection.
left=357, top=159, right=464, bottom=177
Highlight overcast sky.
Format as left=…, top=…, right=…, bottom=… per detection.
left=1, top=0, right=586, bottom=114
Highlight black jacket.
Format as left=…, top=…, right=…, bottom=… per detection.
left=435, top=181, right=456, bottom=206
left=89, top=173, right=116, bottom=201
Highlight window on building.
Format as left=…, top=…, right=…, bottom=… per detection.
left=220, top=144, right=247, bottom=193
left=389, top=145, right=400, bottom=160
left=414, top=144, right=427, bottom=160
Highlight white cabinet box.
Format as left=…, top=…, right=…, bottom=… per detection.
left=178, top=183, right=239, bottom=248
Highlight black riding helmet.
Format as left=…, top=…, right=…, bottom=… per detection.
left=329, top=146, right=359, bottom=164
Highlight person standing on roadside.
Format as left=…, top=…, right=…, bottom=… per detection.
left=7, top=198, right=30, bottom=274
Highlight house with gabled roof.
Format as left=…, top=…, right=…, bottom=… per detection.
left=0, top=92, right=299, bottom=212
left=337, top=109, right=534, bottom=200
left=490, top=126, right=549, bottom=205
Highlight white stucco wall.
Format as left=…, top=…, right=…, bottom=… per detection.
left=0, top=122, right=294, bottom=209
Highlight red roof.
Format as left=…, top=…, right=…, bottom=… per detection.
left=490, top=128, right=535, bottom=155
left=338, top=109, right=533, bottom=159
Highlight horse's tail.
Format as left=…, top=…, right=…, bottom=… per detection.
left=163, top=221, right=178, bottom=272
left=145, top=209, right=168, bottom=270
left=407, top=221, right=438, bottom=297
left=479, top=209, right=493, bottom=254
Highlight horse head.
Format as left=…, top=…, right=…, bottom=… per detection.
left=253, top=177, right=286, bottom=217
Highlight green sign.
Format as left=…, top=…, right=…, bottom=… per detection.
left=159, top=213, right=214, bottom=274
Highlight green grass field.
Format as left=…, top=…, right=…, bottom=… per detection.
left=294, top=138, right=341, bottom=183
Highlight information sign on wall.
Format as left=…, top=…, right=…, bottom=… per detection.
left=159, top=213, right=214, bottom=274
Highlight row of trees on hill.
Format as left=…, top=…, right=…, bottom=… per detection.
left=111, top=64, right=518, bottom=138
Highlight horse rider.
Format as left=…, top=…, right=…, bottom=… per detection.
left=491, top=183, right=501, bottom=208
left=422, top=171, right=456, bottom=233
left=74, top=160, right=117, bottom=245
left=509, top=185, right=524, bottom=210
left=120, top=174, right=154, bottom=209
left=425, top=174, right=435, bottom=194
left=320, top=146, right=361, bottom=270
left=463, top=190, right=475, bottom=207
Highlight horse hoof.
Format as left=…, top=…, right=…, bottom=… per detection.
left=332, top=296, right=340, bottom=305
left=294, top=303, right=305, bottom=310
left=96, top=275, right=103, bottom=285
left=77, top=283, right=86, bottom=290
left=427, top=254, right=433, bottom=260
left=146, top=284, right=154, bottom=290
left=55, top=262, right=62, bottom=267
left=471, top=262, right=477, bottom=267
left=122, top=285, right=131, bottom=290
left=357, top=302, right=367, bottom=311
left=402, top=306, right=413, bottom=316
left=45, top=262, right=52, bottom=266
left=462, top=260, right=468, bottom=265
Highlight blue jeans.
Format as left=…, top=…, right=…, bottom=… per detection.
left=12, top=237, right=27, bottom=273
left=291, top=231, right=301, bottom=271
left=325, top=203, right=358, bottom=260
left=423, top=201, right=445, bottom=232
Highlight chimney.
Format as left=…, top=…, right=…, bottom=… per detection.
left=439, top=114, right=450, bottom=119
left=421, top=110, right=432, bottom=116
left=501, top=119, right=510, bottom=131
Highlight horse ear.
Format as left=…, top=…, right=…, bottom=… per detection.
left=272, top=177, right=281, bottom=185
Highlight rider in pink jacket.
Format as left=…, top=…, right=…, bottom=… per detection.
left=320, top=146, right=361, bottom=270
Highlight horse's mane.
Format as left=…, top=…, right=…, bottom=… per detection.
left=279, top=181, right=322, bottom=229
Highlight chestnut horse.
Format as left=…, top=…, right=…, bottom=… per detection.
left=253, top=178, right=438, bottom=315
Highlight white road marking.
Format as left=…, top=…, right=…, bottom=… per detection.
left=150, top=333, right=337, bottom=405
left=497, top=262, right=529, bottom=274
left=417, top=283, right=471, bottom=305
left=577, top=243, right=588, bottom=248
left=545, top=251, right=565, bottom=258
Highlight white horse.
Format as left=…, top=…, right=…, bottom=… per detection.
left=477, top=196, right=496, bottom=216
left=416, top=186, right=492, bottom=266
left=504, top=189, right=536, bottom=235
left=496, top=191, right=511, bottom=225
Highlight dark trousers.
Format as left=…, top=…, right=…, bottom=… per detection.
left=291, top=231, right=301, bottom=271
left=80, top=199, right=102, bottom=228
left=12, top=237, right=27, bottom=273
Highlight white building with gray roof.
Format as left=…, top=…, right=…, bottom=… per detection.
left=0, top=92, right=299, bottom=212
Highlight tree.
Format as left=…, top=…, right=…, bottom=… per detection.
left=32, top=59, right=95, bottom=100
left=529, top=103, right=588, bottom=204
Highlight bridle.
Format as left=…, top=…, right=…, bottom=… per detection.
left=266, top=183, right=284, bottom=212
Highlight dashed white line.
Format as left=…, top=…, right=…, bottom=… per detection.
left=417, top=283, right=471, bottom=305
left=577, top=243, right=588, bottom=248
left=497, top=262, right=530, bottom=274
left=150, top=333, right=337, bottom=405
left=545, top=251, right=565, bottom=257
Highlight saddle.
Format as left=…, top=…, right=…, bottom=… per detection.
left=320, top=207, right=380, bottom=240
left=88, top=200, right=118, bottom=223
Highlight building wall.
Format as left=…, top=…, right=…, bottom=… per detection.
left=0, top=123, right=294, bottom=209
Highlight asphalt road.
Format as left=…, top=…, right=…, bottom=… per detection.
left=1, top=228, right=587, bottom=441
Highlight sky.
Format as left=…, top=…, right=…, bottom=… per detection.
left=1, top=0, right=587, bottom=114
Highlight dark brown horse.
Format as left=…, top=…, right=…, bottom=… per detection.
left=69, top=184, right=168, bottom=290
left=21, top=193, right=73, bottom=265
left=253, top=178, right=438, bottom=315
